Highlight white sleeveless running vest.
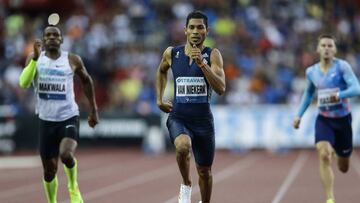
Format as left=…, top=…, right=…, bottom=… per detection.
left=34, top=51, right=79, bottom=121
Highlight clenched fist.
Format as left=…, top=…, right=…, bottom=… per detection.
left=33, top=39, right=42, bottom=60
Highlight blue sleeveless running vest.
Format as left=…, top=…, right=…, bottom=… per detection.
left=170, top=45, right=213, bottom=117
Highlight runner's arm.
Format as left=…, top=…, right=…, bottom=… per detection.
left=200, top=48, right=225, bottom=95
left=296, top=78, right=316, bottom=117
left=339, top=61, right=360, bottom=99
left=19, top=54, right=37, bottom=88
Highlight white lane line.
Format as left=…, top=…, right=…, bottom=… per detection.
left=0, top=156, right=42, bottom=200
left=60, top=163, right=178, bottom=203
left=0, top=169, right=38, bottom=182
left=351, top=152, right=360, bottom=179
left=0, top=183, right=39, bottom=200
left=0, top=156, right=41, bottom=169
left=0, top=157, right=149, bottom=200
left=0, top=154, right=113, bottom=181
left=271, top=152, right=308, bottom=203
left=163, top=155, right=258, bottom=203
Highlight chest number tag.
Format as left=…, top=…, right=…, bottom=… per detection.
left=176, top=77, right=207, bottom=97
left=317, top=88, right=340, bottom=107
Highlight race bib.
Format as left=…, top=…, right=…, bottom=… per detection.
left=317, top=88, right=340, bottom=107
left=38, top=75, right=67, bottom=100
left=176, top=77, right=208, bottom=103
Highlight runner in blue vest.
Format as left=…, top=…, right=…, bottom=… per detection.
left=156, top=10, right=225, bottom=203
left=293, top=34, right=360, bottom=203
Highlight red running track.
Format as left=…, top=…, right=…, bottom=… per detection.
left=0, top=147, right=359, bottom=203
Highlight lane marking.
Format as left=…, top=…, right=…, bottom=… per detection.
left=271, top=152, right=308, bottom=203
left=0, top=156, right=41, bottom=169
left=60, top=163, right=178, bottom=203
left=0, top=153, right=130, bottom=181
left=0, top=157, right=149, bottom=200
left=0, top=183, right=39, bottom=200
left=163, top=155, right=258, bottom=203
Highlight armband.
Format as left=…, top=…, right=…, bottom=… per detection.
left=19, top=59, right=37, bottom=88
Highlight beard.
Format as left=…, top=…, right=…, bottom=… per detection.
left=46, top=44, right=60, bottom=52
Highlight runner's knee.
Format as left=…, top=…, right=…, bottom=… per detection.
left=197, top=167, right=212, bottom=179
left=175, top=136, right=191, bottom=155
left=60, top=151, right=74, bottom=164
left=318, top=149, right=332, bottom=164
left=43, top=163, right=57, bottom=181
left=338, top=164, right=349, bottom=173
left=338, top=159, right=350, bottom=173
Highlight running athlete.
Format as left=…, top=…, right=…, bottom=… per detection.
left=156, top=10, right=225, bottom=203
left=293, top=34, right=360, bottom=203
left=19, top=25, right=99, bottom=203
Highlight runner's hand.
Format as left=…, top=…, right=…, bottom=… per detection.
left=33, top=39, right=42, bottom=60
left=157, top=100, right=172, bottom=113
left=329, top=93, right=340, bottom=103
left=88, top=110, right=99, bottom=128
left=190, top=44, right=203, bottom=65
left=293, top=116, right=301, bottom=129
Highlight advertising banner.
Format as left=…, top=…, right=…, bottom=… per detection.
left=212, top=105, right=360, bottom=150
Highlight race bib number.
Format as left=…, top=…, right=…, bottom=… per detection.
left=38, top=76, right=67, bottom=100
left=317, top=88, right=340, bottom=107
left=176, top=77, right=208, bottom=103
left=176, top=77, right=207, bottom=96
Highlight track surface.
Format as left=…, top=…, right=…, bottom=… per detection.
left=0, top=148, right=359, bottom=203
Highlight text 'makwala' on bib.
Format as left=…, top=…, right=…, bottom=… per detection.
left=38, top=68, right=67, bottom=100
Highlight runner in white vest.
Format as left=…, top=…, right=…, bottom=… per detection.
left=19, top=25, right=99, bottom=203
left=34, top=50, right=79, bottom=121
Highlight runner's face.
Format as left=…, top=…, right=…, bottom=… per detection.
left=317, top=38, right=337, bottom=60
left=43, top=27, right=62, bottom=51
left=185, top=18, right=208, bottom=46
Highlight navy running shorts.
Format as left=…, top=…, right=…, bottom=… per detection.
left=166, top=113, right=215, bottom=167
left=315, top=114, right=353, bottom=157
left=39, top=116, right=80, bottom=159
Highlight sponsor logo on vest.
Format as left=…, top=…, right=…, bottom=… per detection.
left=176, top=77, right=204, bottom=83
left=39, top=68, right=65, bottom=76
left=55, top=64, right=65, bottom=68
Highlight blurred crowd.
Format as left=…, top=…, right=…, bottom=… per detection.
left=1, top=0, right=360, bottom=116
